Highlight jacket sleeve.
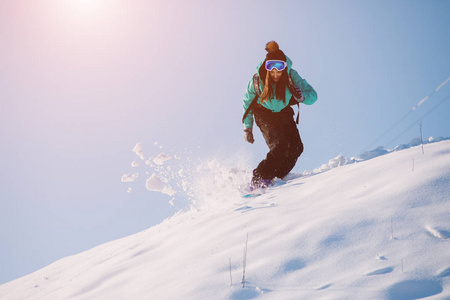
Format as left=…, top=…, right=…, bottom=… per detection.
left=290, top=69, right=318, bottom=105
left=242, top=77, right=258, bottom=128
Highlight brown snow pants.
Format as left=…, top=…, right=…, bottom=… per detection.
left=252, top=105, right=303, bottom=182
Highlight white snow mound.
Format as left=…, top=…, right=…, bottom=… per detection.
left=1, top=140, right=450, bottom=300
left=153, top=153, right=172, bottom=165
left=145, top=173, right=165, bottom=192
left=120, top=173, right=138, bottom=183
left=131, top=142, right=145, bottom=160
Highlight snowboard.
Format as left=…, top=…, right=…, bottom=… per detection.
left=242, top=191, right=264, bottom=198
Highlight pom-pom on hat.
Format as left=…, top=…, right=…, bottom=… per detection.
left=265, top=41, right=286, bottom=62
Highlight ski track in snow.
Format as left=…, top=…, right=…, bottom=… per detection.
left=1, top=139, right=450, bottom=299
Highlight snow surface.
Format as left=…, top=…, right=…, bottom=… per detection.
left=1, top=140, right=450, bottom=299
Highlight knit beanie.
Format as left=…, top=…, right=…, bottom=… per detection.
left=265, top=41, right=286, bottom=62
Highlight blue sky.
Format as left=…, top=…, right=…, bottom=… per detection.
left=1, top=0, right=449, bottom=284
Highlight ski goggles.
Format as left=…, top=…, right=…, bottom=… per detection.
left=265, top=60, right=287, bottom=71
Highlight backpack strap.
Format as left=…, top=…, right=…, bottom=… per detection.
left=253, top=73, right=261, bottom=96
left=288, top=70, right=301, bottom=125
left=295, top=102, right=300, bottom=124
left=242, top=73, right=261, bottom=124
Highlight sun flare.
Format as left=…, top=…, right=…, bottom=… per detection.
left=64, top=0, right=105, bottom=15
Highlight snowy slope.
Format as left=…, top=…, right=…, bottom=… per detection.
left=1, top=141, right=450, bottom=300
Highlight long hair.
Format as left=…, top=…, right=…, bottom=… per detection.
left=260, top=69, right=289, bottom=104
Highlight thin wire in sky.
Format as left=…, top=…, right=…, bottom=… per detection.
left=362, top=77, right=450, bottom=153
left=385, top=93, right=450, bottom=147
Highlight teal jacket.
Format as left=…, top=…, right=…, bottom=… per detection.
left=242, top=55, right=317, bottom=129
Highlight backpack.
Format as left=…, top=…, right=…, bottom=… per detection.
left=242, top=70, right=302, bottom=124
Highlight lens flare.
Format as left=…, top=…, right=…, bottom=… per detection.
left=63, top=0, right=105, bottom=16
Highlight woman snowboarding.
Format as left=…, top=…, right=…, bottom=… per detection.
left=242, top=41, right=318, bottom=189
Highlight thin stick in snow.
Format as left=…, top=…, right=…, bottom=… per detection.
left=241, top=233, right=248, bottom=288
left=229, top=257, right=232, bottom=287
left=419, top=122, right=424, bottom=154
left=390, top=219, right=394, bottom=240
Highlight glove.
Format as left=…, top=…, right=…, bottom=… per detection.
left=244, top=128, right=254, bottom=144
left=293, top=85, right=305, bottom=103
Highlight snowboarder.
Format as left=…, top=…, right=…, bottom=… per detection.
left=242, top=41, right=318, bottom=189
